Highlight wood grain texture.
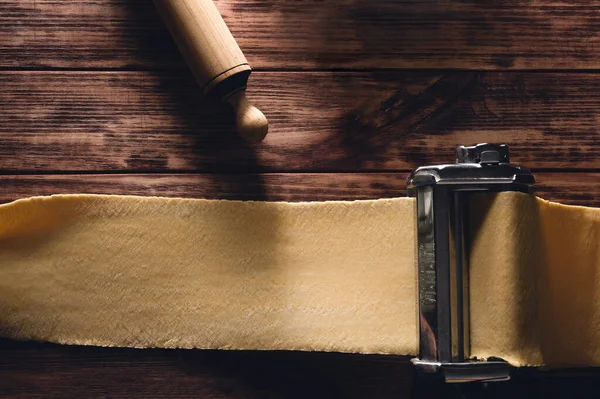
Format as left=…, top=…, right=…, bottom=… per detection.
left=2, top=340, right=600, bottom=399
left=2, top=0, right=600, bottom=396
left=0, top=173, right=404, bottom=203
left=2, top=71, right=600, bottom=172
left=0, top=340, right=413, bottom=399
left=0, top=172, right=598, bottom=206
left=2, top=0, right=600, bottom=70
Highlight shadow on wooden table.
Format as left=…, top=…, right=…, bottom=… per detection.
left=120, top=1, right=270, bottom=194
left=3, top=338, right=600, bottom=398
left=0, top=339, right=413, bottom=398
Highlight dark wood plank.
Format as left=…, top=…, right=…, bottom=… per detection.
left=2, top=71, right=600, bottom=172
left=2, top=0, right=600, bottom=70
left=534, top=172, right=600, bottom=207
left=0, top=340, right=414, bottom=399
left=0, top=172, right=598, bottom=207
left=3, top=340, right=599, bottom=399
left=0, top=173, right=405, bottom=203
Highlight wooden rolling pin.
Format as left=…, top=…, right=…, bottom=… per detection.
left=154, top=0, right=268, bottom=142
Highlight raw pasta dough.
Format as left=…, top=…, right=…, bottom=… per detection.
left=0, top=192, right=599, bottom=368
left=470, top=192, right=600, bottom=367
left=0, top=195, right=417, bottom=355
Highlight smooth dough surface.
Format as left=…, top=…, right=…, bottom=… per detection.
left=1, top=192, right=599, bottom=368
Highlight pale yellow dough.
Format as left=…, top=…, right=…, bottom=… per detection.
left=0, top=195, right=418, bottom=355
left=0, top=192, right=599, bottom=368
left=470, top=193, right=600, bottom=367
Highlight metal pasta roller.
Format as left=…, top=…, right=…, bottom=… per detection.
left=407, top=143, right=535, bottom=384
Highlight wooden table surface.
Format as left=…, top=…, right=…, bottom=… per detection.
left=2, top=1, right=600, bottom=397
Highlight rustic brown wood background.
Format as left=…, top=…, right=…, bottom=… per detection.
left=1, top=0, right=600, bottom=397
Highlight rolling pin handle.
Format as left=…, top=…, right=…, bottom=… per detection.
left=226, top=90, right=269, bottom=142
left=153, top=0, right=269, bottom=142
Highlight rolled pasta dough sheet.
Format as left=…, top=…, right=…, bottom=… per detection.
left=0, top=195, right=418, bottom=355
left=1, top=192, right=599, bottom=368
